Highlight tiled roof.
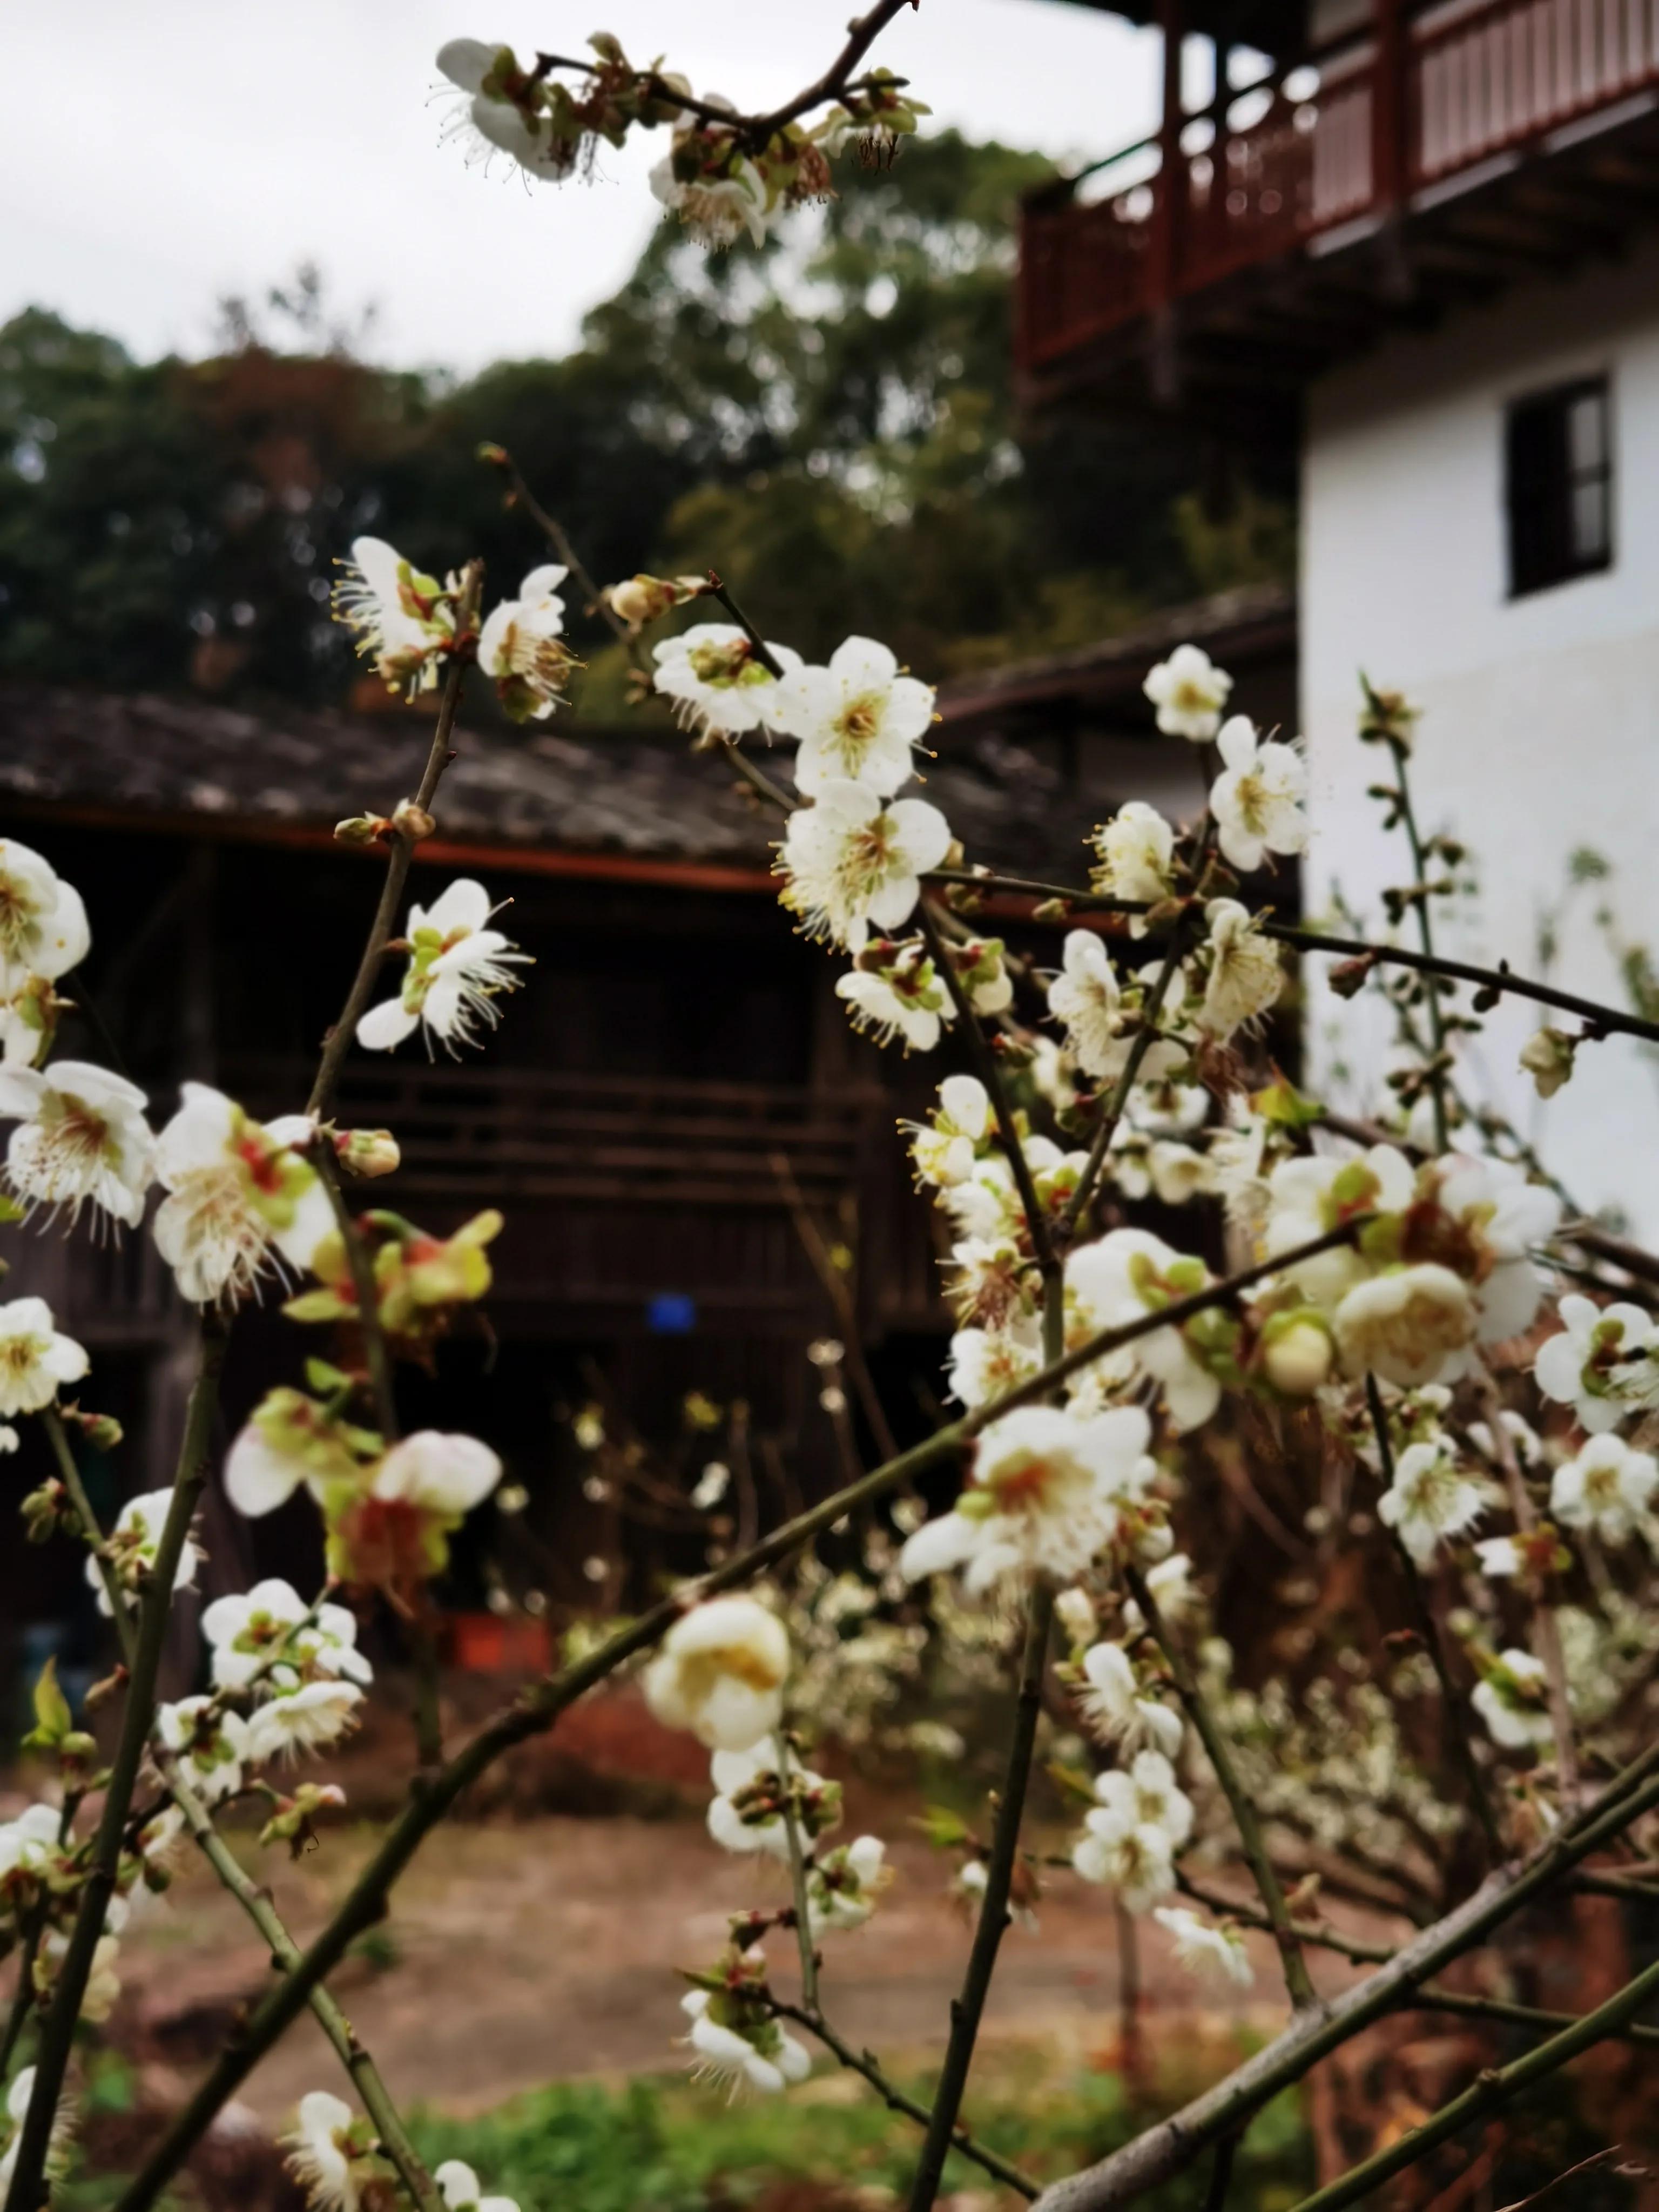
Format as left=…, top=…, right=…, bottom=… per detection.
left=936, top=583, right=1296, bottom=726
left=0, top=683, right=1095, bottom=875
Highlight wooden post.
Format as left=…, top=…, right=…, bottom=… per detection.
left=1372, top=0, right=1408, bottom=207
left=1371, top=0, right=1414, bottom=297
left=1148, top=0, right=1186, bottom=401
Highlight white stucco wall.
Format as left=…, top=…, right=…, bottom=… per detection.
left=1300, top=236, right=1659, bottom=1232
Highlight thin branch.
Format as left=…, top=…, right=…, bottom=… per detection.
left=771, top=2004, right=1038, bottom=2199
left=1058, top=924, right=1191, bottom=1240
left=770, top=1150, right=899, bottom=1462
left=1365, top=1375, right=1503, bottom=1862
left=918, top=896, right=1058, bottom=1281
left=46, top=1416, right=444, bottom=2212
left=1204, top=2134, right=1239, bottom=2212
left=702, top=570, right=787, bottom=680
left=1287, top=1947, right=1659, bottom=2211
left=7, top=1316, right=227, bottom=2212
left=1410, top=1982, right=1659, bottom=2051
left=1125, top=1565, right=1316, bottom=2011
left=109, top=1216, right=1374, bottom=2212
left=1477, top=1367, right=1578, bottom=1803
left=1388, top=745, right=1451, bottom=1151
left=306, top=561, right=483, bottom=1124
left=908, top=1583, right=1055, bottom=2212
left=1027, top=1756, right=1659, bottom=2212
left=748, top=0, right=919, bottom=137
left=1173, top=1872, right=1398, bottom=1966
left=776, top=1734, right=820, bottom=2016
left=923, top=869, right=1659, bottom=1050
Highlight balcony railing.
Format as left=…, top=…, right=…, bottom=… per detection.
left=1018, top=0, right=1659, bottom=377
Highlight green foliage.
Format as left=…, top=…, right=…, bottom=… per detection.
left=411, top=2062, right=1313, bottom=2210
left=0, top=135, right=1291, bottom=710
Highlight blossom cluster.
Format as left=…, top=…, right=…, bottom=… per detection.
left=436, top=35, right=928, bottom=249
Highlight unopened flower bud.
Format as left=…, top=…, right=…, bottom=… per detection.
left=604, top=573, right=683, bottom=630
left=1054, top=1587, right=1097, bottom=1650
left=392, top=798, right=436, bottom=842
left=334, top=1127, right=401, bottom=1180
left=334, top=814, right=389, bottom=847
left=1260, top=1312, right=1334, bottom=1396
left=476, top=441, right=509, bottom=466
left=1519, top=1025, right=1576, bottom=1100
left=21, top=1480, right=66, bottom=1543
left=61, top=1405, right=123, bottom=1452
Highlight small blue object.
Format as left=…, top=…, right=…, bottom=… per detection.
left=646, top=1292, right=697, bottom=1335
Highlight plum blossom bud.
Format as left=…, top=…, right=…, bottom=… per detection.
left=333, top=816, right=389, bottom=848
left=1259, top=1311, right=1334, bottom=1396
left=333, top=1128, right=401, bottom=1181
left=1519, top=1026, right=1576, bottom=1099
left=1054, top=1587, right=1097, bottom=1651
left=59, top=1405, right=124, bottom=1452
left=392, top=799, right=437, bottom=842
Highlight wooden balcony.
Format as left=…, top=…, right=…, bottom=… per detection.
left=1019, top=0, right=1659, bottom=415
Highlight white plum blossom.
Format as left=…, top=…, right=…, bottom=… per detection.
left=705, top=1742, right=832, bottom=1860
left=1534, top=1295, right=1659, bottom=1435
left=805, top=1835, right=889, bottom=1933
left=155, top=1698, right=251, bottom=1807
left=651, top=149, right=771, bottom=249
left=1073, top=1643, right=1184, bottom=1760
left=0, top=1804, right=64, bottom=1897
left=151, top=1085, right=333, bottom=1305
left=1376, top=1440, right=1487, bottom=1566
left=201, top=1580, right=372, bottom=1690
left=777, top=636, right=934, bottom=797
left=906, top=1073, right=991, bottom=1188
left=371, top=1431, right=503, bottom=1518
left=644, top=1595, right=791, bottom=1751
left=0, top=1060, right=155, bottom=1230
left=652, top=624, right=801, bottom=736
left=435, top=2159, right=521, bottom=2212
left=282, top=2089, right=370, bottom=2212
left=1153, top=1906, right=1254, bottom=1989
left=331, top=538, right=458, bottom=698
left=1195, top=900, right=1285, bottom=1041
left=1090, top=802, right=1176, bottom=933
left=680, top=1989, right=811, bottom=2094
left=777, top=779, right=952, bottom=952
left=835, top=938, right=950, bottom=1051
left=477, top=564, right=572, bottom=721
left=1048, top=931, right=1185, bottom=1084
left=0, top=2067, right=73, bottom=2195
left=1551, top=1434, right=1659, bottom=1545
left=946, top=1320, right=1042, bottom=1410
left=0, top=839, right=89, bottom=995
left=1072, top=1799, right=1176, bottom=1912
left=1334, top=1264, right=1478, bottom=1388
left=899, top=1404, right=1152, bottom=1593
left=1066, top=1229, right=1221, bottom=1433
left=1428, top=1155, right=1561, bottom=1347
left=436, top=40, right=572, bottom=180
left=1472, top=1649, right=1555, bottom=1751
left=1474, top=1535, right=1524, bottom=1579
left=1143, top=643, right=1232, bottom=741
left=1090, top=1750, right=1193, bottom=1849
left=245, top=1677, right=365, bottom=1765
left=89, top=1487, right=202, bottom=1618
left=356, top=880, right=529, bottom=1055
left=1264, top=1144, right=1417, bottom=1312
left=0, top=1297, right=89, bottom=1416
left=1208, top=717, right=1309, bottom=874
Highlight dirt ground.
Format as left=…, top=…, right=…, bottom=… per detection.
left=110, top=1803, right=1291, bottom=2123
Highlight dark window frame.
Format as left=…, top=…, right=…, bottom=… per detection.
left=1505, top=374, right=1614, bottom=599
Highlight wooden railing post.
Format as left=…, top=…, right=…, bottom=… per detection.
left=1372, top=0, right=1408, bottom=206
left=1148, top=0, right=1186, bottom=399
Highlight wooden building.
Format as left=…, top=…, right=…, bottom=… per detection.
left=1031, top=0, right=1659, bottom=1236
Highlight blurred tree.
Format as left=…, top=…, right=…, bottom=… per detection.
left=0, top=136, right=1292, bottom=710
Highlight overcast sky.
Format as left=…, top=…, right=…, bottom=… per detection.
left=4, top=1, right=1159, bottom=376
